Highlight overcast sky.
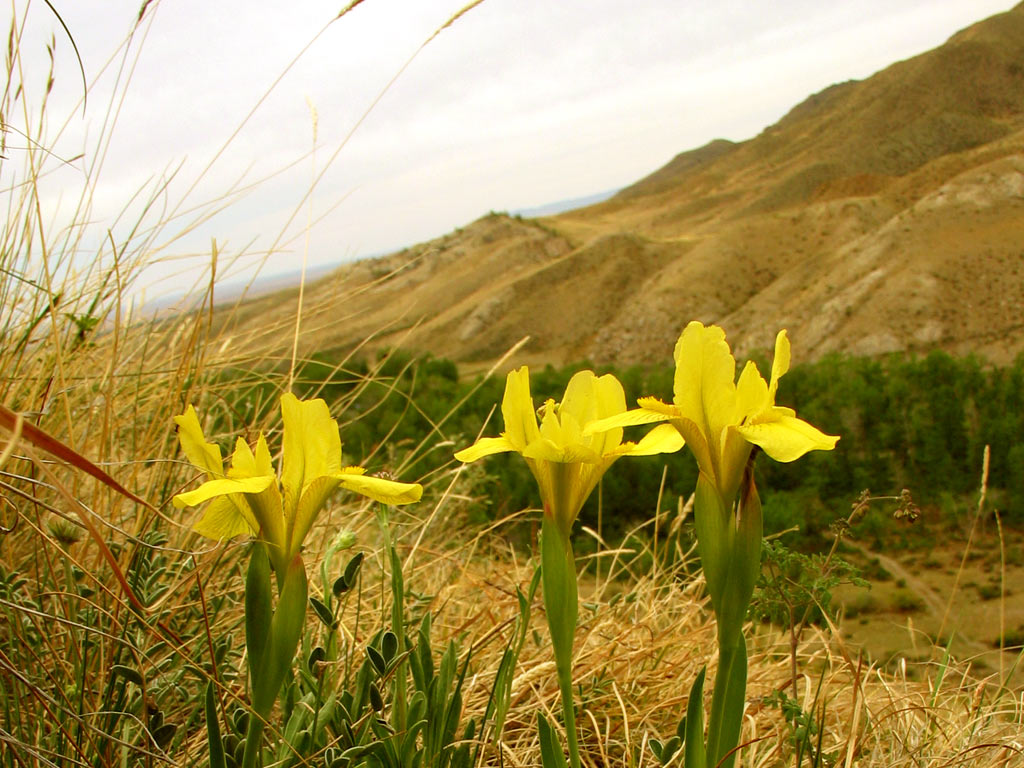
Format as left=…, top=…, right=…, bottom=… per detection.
left=12, top=0, right=1017, bottom=302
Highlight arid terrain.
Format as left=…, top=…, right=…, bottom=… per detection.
left=218, top=3, right=1024, bottom=370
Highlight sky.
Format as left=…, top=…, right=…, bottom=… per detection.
left=10, top=0, right=1018, bottom=303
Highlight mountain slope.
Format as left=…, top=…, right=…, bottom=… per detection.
left=223, top=2, right=1024, bottom=367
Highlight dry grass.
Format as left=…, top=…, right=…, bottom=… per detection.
left=2, top=3, right=1024, bottom=768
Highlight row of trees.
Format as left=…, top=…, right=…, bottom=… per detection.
left=226, top=348, right=1024, bottom=548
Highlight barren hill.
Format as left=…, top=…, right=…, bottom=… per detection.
left=223, top=2, right=1024, bottom=368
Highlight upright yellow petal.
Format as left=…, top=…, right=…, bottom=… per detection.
left=174, top=405, right=224, bottom=477
left=768, top=330, right=791, bottom=403
left=559, top=371, right=600, bottom=428
left=588, top=373, right=628, bottom=457
left=253, top=432, right=274, bottom=476
left=671, top=322, right=737, bottom=479
left=227, top=437, right=260, bottom=478
left=526, top=406, right=598, bottom=463
left=734, top=361, right=769, bottom=423
left=280, top=394, right=341, bottom=516
left=501, top=367, right=540, bottom=451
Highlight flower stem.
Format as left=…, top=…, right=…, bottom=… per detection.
left=705, top=633, right=747, bottom=768
left=540, top=516, right=581, bottom=768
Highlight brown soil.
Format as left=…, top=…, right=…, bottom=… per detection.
left=835, top=527, right=1024, bottom=688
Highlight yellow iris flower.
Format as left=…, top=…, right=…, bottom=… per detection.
left=173, top=393, right=422, bottom=571
left=454, top=367, right=683, bottom=537
left=588, top=321, right=838, bottom=506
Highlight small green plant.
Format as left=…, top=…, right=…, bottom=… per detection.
left=891, top=589, right=924, bottom=613
left=976, top=583, right=1002, bottom=601
left=762, top=679, right=837, bottom=768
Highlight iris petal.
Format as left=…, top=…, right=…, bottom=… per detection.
left=454, top=436, right=516, bottom=462
left=735, top=414, right=839, bottom=463
left=174, top=405, right=224, bottom=477
left=501, top=367, right=540, bottom=451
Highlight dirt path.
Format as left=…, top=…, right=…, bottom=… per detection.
left=847, top=543, right=994, bottom=658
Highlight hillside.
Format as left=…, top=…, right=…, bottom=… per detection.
left=219, top=2, right=1024, bottom=368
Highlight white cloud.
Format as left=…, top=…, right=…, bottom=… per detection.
left=7, top=0, right=1016, bottom=297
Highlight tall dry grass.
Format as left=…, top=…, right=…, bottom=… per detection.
left=1, top=3, right=1023, bottom=767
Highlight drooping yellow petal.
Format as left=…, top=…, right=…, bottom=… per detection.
left=333, top=469, right=423, bottom=505
left=289, top=475, right=340, bottom=553
left=454, top=436, right=517, bottom=463
left=192, top=497, right=257, bottom=540
left=173, top=474, right=272, bottom=541
left=501, top=367, right=540, bottom=452
left=172, top=475, right=275, bottom=509
left=616, top=423, right=686, bottom=456
left=583, top=400, right=673, bottom=436
left=281, top=394, right=341, bottom=517
left=735, top=413, right=838, bottom=463
left=174, top=405, right=224, bottom=477
left=289, top=467, right=421, bottom=554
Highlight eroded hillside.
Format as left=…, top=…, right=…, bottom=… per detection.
left=219, top=2, right=1024, bottom=367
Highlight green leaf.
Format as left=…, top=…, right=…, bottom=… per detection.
left=369, top=682, right=384, bottom=712
left=110, top=664, right=143, bottom=686
left=540, top=519, right=581, bottom=768
left=367, top=645, right=388, bottom=676
left=308, top=646, right=326, bottom=674
left=332, top=575, right=349, bottom=597
left=650, top=739, right=664, bottom=761
left=706, top=638, right=747, bottom=768
left=309, top=596, right=334, bottom=627
left=231, top=709, right=248, bottom=736
left=537, top=712, right=570, bottom=768
left=401, top=719, right=427, bottom=766
left=343, top=552, right=364, bottom=590
left=245, top=543, right=273, bottom=685
left=661, top=736, right=681, bottom=765
left=381, top=630, right=399, bottom=665
left=252, top=554, right=308, bottom=717
left=684, top=666, right=707, bottom=768
left=152, top=723, right=177, bottom=750
left=205, top=682, right=227, bottom=768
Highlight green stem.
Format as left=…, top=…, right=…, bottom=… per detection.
left=705, top=634, right=747, bottom=768
left=540, top=516, right=581, bottom=768
left=377, top=504, right=407, bottom=734
left=241, top=712, right=264, bottom=768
